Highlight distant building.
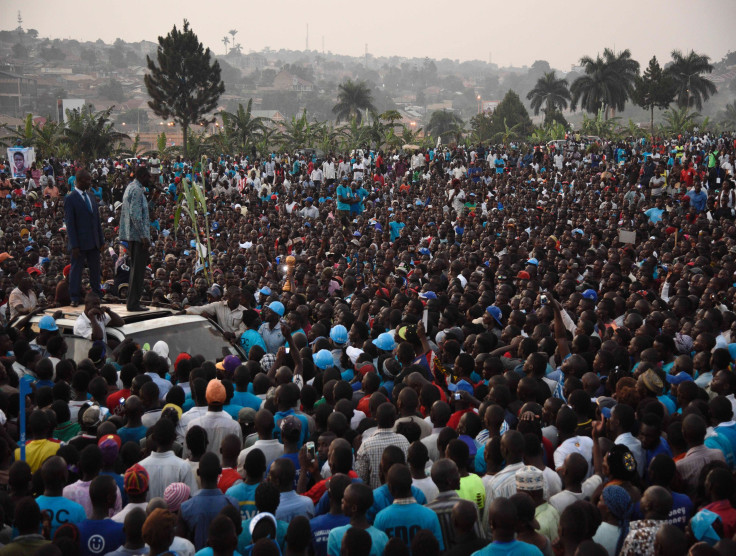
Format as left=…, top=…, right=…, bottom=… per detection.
left=250, top=110, right=285, bottom=124
left=272, top=70, right=313, bottom=92
left=0, top=70, right=37, bottom=117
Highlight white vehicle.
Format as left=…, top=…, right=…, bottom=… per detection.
left=24, top=304, right=246, bottom=362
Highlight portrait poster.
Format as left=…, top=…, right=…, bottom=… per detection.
left=7, top=147, right=36, bottom=178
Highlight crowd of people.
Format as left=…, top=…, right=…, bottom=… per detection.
left=0, top=131, right=734, bottom=556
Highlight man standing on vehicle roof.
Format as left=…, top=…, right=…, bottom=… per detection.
left=63, top=168, right=105, bottom=307
left=119, top=167, right=151, bottom=312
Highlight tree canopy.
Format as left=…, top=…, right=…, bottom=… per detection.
left=145, top=20, right=225, bottom=157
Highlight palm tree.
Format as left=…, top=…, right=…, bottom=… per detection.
left=527, top=72, right=571, bottom=121
left=222, top=36, right=229, bottom=55
left=667, top=50, right=717, bottom=111
left=571, top=49, right=639, bottom=118
left=332, top=80, right=375, bottom=124
left=62, top=106, right=128, bottom=161
left=228, top=29, right=238, bottom=45
left=426, top=110, right=464, bottom=143
left=719, top=101, right=736, bottom=131
left=232, top=43, right=242, bottom=55
left=219, top=99, right=269, bottom=153
left=662, top=106, right=700, bottom=135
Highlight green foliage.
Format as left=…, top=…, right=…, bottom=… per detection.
left=62, top=106, right=129, bottom=161
left=530, top=121, right=567, bottom=143
left=580, top=109, right=621, bottom=139
left=719, top=101, right=736, bottom=131
left=667, top=50, right=717, bottom=111
left=469, top=112, right=494, bottom=143
left=571, top=48, right=639, bottom=117
left=98, top=79, right=126, bottom=102
left=174, top=169, right=214, bottom=285
left=526, top=72, right=571, bottom=122
left=486, top=90, right=533, bottom=143
left=426, top=110, right=464, bottom=143
left=631, top=56, right=675, bottom=130
left=332, top=80, right=375, bottom=124
left=145, top=20, right=225, bottom=157
left=661, top=106, right=700, bottom=135
left=219, top=99, right=269, bottom=154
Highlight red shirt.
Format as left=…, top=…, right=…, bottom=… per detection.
left=357, top=395, right=371, bottom=417
left=705, top=500, right=736, bottom=538
left=106, top=389, right=131, bottom=414
left=447, top=408, right=476, bottom=430
left=218, top=468, right=242, bottom=493
left=305, top=470, right=358, bottom=504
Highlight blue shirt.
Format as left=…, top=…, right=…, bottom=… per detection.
left=275, top=490, right=314, bottom=522
left=389, top=221, right=404, bottom=242
left=645, top=207, right=664, bottom=223
left=273, top=409, right=309, bottom=447
left=367, top=485, right=427, bottom=523
left=77, top=518, right=125, bottom=556
left=336, top=185, right=353, bottom=211
left=35, top=495, right=86, bottom=538
left=472, top=540, right=544, bottom=556
left=327, top=525, right=388, bottom=556
left=705, top=421, right=736, bottom=468
left=180, top=489, right=238, bottom=550
left=374, top=501, right=444, bottom=550
left=231, top=390, right=262, bottom=411
left=239, top=329, right=267, bottom=357
left=687, top=189, right=707, bottom=211
left=117, top=425, right=147, bottom=445
left=238, top=518, right=288, bottom=553
left=645, top=436, right=672, bottom=470
left=226, top=482, right=259, bottom=519
left=196, top=549, right=243, bottom=556
left=311, top=513, right=350, bottom=556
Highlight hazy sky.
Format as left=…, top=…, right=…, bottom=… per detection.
left=4, top=0, right=735, bottom=70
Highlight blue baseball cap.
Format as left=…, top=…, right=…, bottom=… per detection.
left=259, top=287, right=272, bottom=296
left=526, top=258, right=539, bottom=266
left=314, top=349, right=334, bottom=370
left=372, top=332, right=396, bottom=351
left=38, top=315, right=58, bottom=332
left=666, top=372, right=694, bottom=385
left=265, top=301, right=284, bottom=317
left=448, top=379, right=474, bottom=394
left=330, top=325, right=348, bottom=345
left=486, top=306, right=503, bottom=327
left=306, top=196, right=313, bottom=202
left=582, top=289, right=598, bottom=302
left=419, top=291, right=437, bottom=300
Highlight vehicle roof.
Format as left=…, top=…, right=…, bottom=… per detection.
left=35, top=304, right=208, bottom=332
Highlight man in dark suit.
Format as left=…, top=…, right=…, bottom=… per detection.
left=64, top=169, right=104, bottom=307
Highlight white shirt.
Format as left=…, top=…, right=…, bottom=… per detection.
left=73, top=312, right=112, bottom=343
left=139, top=450, right=199, bottom=500
left=412, top=476, right=439, bottom=504
left=238, top=439, right=284, bottom=475
left=554, top=436, right=594, bottom=477
left=187, top=410, right=241, bottom=462
left=322, top=161, right=336, bottom=180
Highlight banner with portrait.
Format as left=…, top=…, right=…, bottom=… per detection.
left=7, top=147, right=36, bottom=179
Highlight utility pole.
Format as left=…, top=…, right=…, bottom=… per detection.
left=322, top=36, right=324, bottom=54
left=365, top=43, right=368, bottom=68
left=305, top=24, right=309, bottom=51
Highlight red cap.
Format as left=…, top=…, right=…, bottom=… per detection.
left=63, top=264, right=71, bottom=277
left=517, top=271, right=531, bottom=280
left=27, top=267, right=41, bottom=276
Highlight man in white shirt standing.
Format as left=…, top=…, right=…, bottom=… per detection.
left=322, top=157, right=336, bottom=186
left=139, top=418, right=198, bottom=500
left=187, top=379, right=241, bottom=462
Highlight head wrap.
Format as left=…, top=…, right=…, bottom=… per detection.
left=602, top=485, right=633, bottom=555
left=164, top=482, right=191, bottom=512
left=606, top=444, right=637, bottom=481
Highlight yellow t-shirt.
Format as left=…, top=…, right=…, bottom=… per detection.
left=15, top=439, right=61, bottom=473
left=457, top=473, right=486, bottom=510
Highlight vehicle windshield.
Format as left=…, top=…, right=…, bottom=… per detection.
left=126, top=321, right=243, bottom=361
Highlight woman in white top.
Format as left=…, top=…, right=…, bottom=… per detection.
left=593, top=485, right=632, bottom=556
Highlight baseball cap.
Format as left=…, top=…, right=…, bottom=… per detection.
left=526, top=258, right=539, bottom=266
left=82, top=405, right=102, bottom=427
left=666, top=372, right=694, bottom=385
left=216, top=355, right=241, bottom=377
left=0, top=253, right=13, bottom=263
left=38, top=315, right=58, bottom=332
left=98, top=434, right=121, bottom=465
left=249, top=512, right=277, bottom=536
left=162, top=403, right=183, bottom=419
left=314, top=349, right=334, bottom=370
left=265, top=301, right=285, bottom=317
left=259, top=286, right=272, bottom=296
left=517, top=271, right=531, bottom=280
left=582, top=289, right=598, bottom=302
left=205, top=379, right=226, bottom=404
left=207, top=285, right=222, bottom=299
left=330, top=325, right=348, bottom=345
left=418, top=291, right=437, bottom=300
left=372, top=332, right=396, bottom=351
left=447, top=379, right=474, bottom=394
left=486, top=306, right=503, bottom=327
left=238, top=407, right=257, bottom=423
left=305, top=196, right=313, bottom=202
left=124, top=463, right=149, bottom=495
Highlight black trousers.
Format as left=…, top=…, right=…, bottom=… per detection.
left=126, top=240, right=148, bottom=309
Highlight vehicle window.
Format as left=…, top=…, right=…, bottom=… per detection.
left=64, top=336, right=95, bottom=363
left=125, top=321, right=244, bottom=362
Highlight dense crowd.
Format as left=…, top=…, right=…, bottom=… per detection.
left=0, top=131, right=735, bottom=556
